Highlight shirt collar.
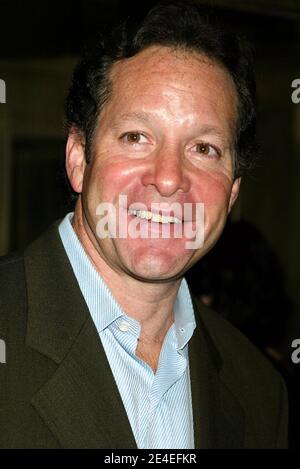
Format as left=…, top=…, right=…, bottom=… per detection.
left=58, top=212, right=196, bottom=348
left=174, top=280, right=196, bottom=350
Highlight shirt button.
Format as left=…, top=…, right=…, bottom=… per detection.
left=179, top=327, right=185, bottom=333
left=119, top=321, right=129, bottom=332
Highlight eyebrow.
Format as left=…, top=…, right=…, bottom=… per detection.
left=111, top=111, right=234, bottom=148
left=111, top=112, right=153, bottom=130
left=196, top=124, right=228, bottom=140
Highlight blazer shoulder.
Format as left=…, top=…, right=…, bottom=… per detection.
left=0, top=252, right=26, bottom=327
left=0, top=251, right=23, bottom=268
left=0, top=252, right=25, bottom=294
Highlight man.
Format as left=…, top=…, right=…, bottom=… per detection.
left=0, top=1, right=288, bottom=448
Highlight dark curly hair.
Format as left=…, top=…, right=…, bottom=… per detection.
left=64, top=0, right=257, bottom=179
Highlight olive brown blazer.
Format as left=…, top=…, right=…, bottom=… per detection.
left=0, top=222, right=288, bottom=448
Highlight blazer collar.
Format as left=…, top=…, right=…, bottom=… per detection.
left=24, top=222, right=245, bottom=449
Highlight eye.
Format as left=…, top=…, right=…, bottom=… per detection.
left=192, top=142, right=221, bottom=158
left=120, top=132, right=148, bottom=145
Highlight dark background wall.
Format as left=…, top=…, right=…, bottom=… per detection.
left=0, top=0, right=300, bottom=355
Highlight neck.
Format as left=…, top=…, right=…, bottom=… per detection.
left=72, top=201, right=182, bottom=344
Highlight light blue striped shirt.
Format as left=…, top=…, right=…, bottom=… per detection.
left=59, top=213, right=196, bottom=449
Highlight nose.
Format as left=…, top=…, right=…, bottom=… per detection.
left=141, top=145, right=191, bottom=197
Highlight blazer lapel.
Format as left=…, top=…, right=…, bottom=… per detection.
left=190, top=300, right=245, bottom=449
left=31, top=316, right=137, bottom=448
left=24, top=222, right=136, bottom=449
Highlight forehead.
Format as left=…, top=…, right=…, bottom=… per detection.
left=103, top=45, right=238, bottom=136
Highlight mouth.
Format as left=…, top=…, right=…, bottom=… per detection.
left=128, top=209, right=182, bottom=225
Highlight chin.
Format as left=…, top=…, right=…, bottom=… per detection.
left=129, top=267, right=183, bottom=283
left=124, top=248, right=191, bottom=282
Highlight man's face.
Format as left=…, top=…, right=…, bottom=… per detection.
left=67, top=46, right=240, bottom=282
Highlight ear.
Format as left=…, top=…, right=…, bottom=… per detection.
left=228, top=177, right=241, bottom=213
left=65, top=131, right=86, bottom=193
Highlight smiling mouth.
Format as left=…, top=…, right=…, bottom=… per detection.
left=128, top=209, right=182, bottom=224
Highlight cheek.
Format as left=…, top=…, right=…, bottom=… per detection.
left=83, top=157, right=143, bottom=205
left=193, top=172, right=233, bottom=250
left=195, top=171, right=233, bottom=210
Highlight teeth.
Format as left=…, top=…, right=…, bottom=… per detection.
left=128, top=209, right=181, bottom=224
left=129, top=209, right=137, bottom=216
left=151, top=213, right=161, bottom=223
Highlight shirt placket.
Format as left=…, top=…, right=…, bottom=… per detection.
left=144, top=325, right=188, bottom=447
